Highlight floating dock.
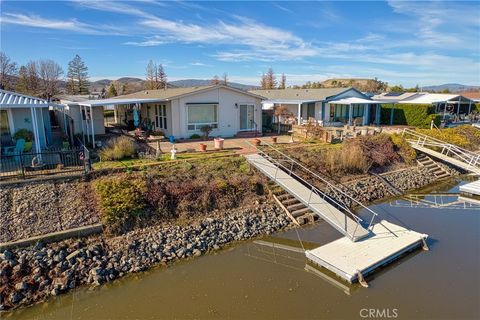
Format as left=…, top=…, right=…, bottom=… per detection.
left=459, top=180, right=480, bottom=197
left=306, top=220, right=427, bottom=283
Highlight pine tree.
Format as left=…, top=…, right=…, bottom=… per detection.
left=279, top=73, right=286, bottom=89
left=67, top=54, right=89, bottom=95
left=263, top=68, right=276, bottom=89
left=121, top=83, right=128, bottom=95
left=260, top=73, right=267, bottom=89
left=107, top=82, right=117, bottom=97
left=158, top=64, right=167, bottom=89
left=16, top=66, right=29, bottom=94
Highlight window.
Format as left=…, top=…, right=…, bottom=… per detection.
left=352, top=104, right=364, bottom=118
left=330, top=104, right=349, bottom=122
left=187, top=104, right=218, bottom=130
left=0, top=110, right=11, bottom=136
left=155, top=104, right=167, bottom=130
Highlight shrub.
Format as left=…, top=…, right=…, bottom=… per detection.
left=190, top=134, right=201, bottom=139
left=324, top=145, right=371, bottom=174
left=347, top=134, right=399, bottom=167
left=13, top=129, right=34, bottom=142
left=200, top=125, right=213, bottom=139
left=380, top=104, right=435, bottom=128
left=424, top=114, right=441, bottom=128
left=92, top=174, right=147, bottom=231
left=99, top=136, right=137, bottom=161
left=416, top=125, right=480, bottom=150
left=390, top=133, right=416, bottom=164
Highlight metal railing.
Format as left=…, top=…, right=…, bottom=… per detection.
left=402, top=128, right=480, bottom=171
left=247, top=141, right=382, bottom=241
left=0, top=145, right=90, bottom=181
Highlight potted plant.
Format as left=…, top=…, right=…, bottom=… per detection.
left=252, top=138, right=261, bottom=146
left=199, top=143, right=207, bottom=152
left=270, top=137, right=277, bottom=144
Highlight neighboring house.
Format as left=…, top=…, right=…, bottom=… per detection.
left=250, top=87, right=380, bottom=126
left=373, top=92, right=476, bottom=116
left=76, top=85, right=264, bottom=140
left=0, top=89, right=55, bottom=152
left=54, top=94, right=105, bottom=146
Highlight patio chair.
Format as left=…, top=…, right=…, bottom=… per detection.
left=4, top=139, right=25, bottom=162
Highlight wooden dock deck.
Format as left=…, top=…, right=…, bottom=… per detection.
left=306, top=220, right=427, bottom=283
left=459, top=180, right=480, bottom=196
left=245, top=153, right=370, bottom=241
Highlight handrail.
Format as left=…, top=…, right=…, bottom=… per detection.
left=245, top=140, right=383, bottom=239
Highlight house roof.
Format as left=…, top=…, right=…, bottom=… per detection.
left=328, top=97, right=380, bottom=104
left=372, top=92, right=423, bottom=102
left=373, top=92, right=474, bottom=104
left=77, top=85, right=265, bottom=106
left=460, top=91, right=480, bottom=101
left=0, top=89, right=61, bottom=108
left=249, top=87, right=353, bottom=102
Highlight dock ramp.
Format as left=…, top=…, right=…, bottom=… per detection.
left=403, top=128, right=480, bottom=175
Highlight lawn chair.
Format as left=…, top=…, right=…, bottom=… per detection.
left=4, top=139, right=25, bottom=162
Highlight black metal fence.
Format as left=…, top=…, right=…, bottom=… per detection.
left=0, top=146, right=90, bottom=181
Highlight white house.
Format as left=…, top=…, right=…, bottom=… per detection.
left=250, top=87, right=381, bottom=126
left=76, top=85, right=264, bottom=140
left=0, top=89, right=56, bottom=152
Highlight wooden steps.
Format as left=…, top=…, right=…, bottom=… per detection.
left=417, top=154, right=451, bottom=179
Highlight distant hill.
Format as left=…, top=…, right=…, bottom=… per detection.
left=169, top=79, right=258, bottom=90
left=321, top=78, right=373, bottom=88
left=421, top=83, right=480, bottom=93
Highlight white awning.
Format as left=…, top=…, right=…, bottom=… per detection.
left=328, top=97, right=379, bottom=104
left=0, top=89, right=63, bottom=108
left=77, top=97, right=167, bottom=107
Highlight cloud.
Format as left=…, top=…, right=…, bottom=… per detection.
left=190, top=62, right=208, bottom=66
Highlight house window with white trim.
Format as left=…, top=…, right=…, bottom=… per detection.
left=155, top=104, right=167, bottom=130
left=187, top=104, right=218, bottom=130
left=1, top=110, right=11, bottom=136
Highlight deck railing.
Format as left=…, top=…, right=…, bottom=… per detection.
left=0, top=145, right=90, bottom=181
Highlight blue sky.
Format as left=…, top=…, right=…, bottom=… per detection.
left=1, top=0, right=479, bottom=87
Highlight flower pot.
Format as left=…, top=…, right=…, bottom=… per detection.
left=252, top=138, right=261, bottom=146
left=214, top=138, right=224, bottom=150
left=199, top=143, right=207, bottom=152
left=270, top=137, right=277, bottom=144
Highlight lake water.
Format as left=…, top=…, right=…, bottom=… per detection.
left=8, top=177, right=480, bottom=320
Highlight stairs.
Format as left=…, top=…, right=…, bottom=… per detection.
left=417, top=154, right=451, bottom=179
left=235, top=131, right=262, bottom=138
left=268, top=182, right=318, bottom=225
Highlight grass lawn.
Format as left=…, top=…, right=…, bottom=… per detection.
left=92, top=150, right=236, bottom=170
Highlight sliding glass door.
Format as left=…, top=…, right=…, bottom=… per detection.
left=239, top=104, right=255, bottom=130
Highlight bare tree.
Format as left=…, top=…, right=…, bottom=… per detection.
left=260, top=73, right=267, bottom=89
left=222, top=72, right=228, bottom=86
left=211, top=75, right=221, bottom=85
left=38, top=59, right=63, bottom=100
left=26, top=61, right=39, bottom=94
left=0, top=52, right=18, bottom=90
left=261, top=68, right=276, bottom=89
left=145, top=60, right=157, bottom=90
left=158, top=64, right=167, bottom=89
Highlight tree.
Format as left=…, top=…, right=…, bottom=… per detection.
left=38, top=59, right=63, bottom=100
left=441, top=88, right=450, bottom=94
left=222, top=72, right=228, bottom=86
left=279, top=73, right=286, bottom=89
left=16, top=66, right=29, bottom=94
left=25, top=61, right=39, bottom=94
left=101, top=87, right=106, bottom=98
left=107, top=82, right=117, bottom=97
left=145, top=60, right=157, bottom=90
left=389, top=85, right=404, bottom=93
left=121, top=82, right=128, bottom=95
left=0, top=52, right=18, bottom=90
left=260, top=73, right=267, bottom=89
left=264, top=68, right=276, bottom=89
left=67, top=54, right=89, bottom=95
left=158, top=64, right=167, bottom=89
left=211, top=75, right=221, bottom=85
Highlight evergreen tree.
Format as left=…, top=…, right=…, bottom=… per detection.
left=67, top=54, right=89, bottom=94
left=121, top=82, right=128, bottom=95
left=279, top=73, right=286, bottom=89
left=158, top=64, right=167, bottom=89
left=107, top=82, right=117, bottom=97
left=16, top=66, right=29, bottom=94
left=260, top=73, right=267, bottom=89
left=101, top=87, right=106, bottom=98
left=264, top=68, right=276, bottom=89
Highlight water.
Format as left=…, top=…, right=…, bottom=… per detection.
left=8, top=177, right=480, bottom=320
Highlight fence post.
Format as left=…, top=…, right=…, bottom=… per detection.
left=20, top=153, right=25, bottom=179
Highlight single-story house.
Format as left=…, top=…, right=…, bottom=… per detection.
left=76, top=85, right=264, bottom=141
left=249, top=87, right=381, bottom=126
left=373, top=92, right=476, bottom=118
left=0, top=89, right=56, bottom=152
left=53, top=94, right=106, bottom=146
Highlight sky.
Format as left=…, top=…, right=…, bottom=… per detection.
left=1, top=0, right=479, bottom=87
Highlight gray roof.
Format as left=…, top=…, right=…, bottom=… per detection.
left=249, top=87, right=353, bottom=101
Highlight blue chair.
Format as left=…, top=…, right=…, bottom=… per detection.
left=4, top=139, right=25, bottom=162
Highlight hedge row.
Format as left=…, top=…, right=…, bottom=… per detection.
left=380, top=104, right=440, bottom=128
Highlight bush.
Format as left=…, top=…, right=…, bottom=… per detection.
left=92, top=174, right=147, bottom=231
left=190, top=134, right=201, bottom=139
left=347, top=134, right=399, bottom=167
left=13, top=129, right=34, bottom=142
left=99, top=136, right=137, bottom=161
left=390, top=134, right=416, bottom=164
left=416, top=125, right=480, bottom=150
left=380, top=104, right=435, bottom=128
left=424, top=114, right=442, bottom=128
left=324, top=144, right=371, bottom=174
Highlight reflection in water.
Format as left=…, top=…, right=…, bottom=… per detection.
left=390, top=193, right=480, bottom=210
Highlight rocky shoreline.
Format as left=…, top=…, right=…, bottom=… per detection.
left=0, top=205, right=290, bottom=311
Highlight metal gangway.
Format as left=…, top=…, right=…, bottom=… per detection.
left=402, top=128, right=480, bottom=175
left=245, top=142, right=380, bottom=242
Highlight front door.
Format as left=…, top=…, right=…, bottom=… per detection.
left=239, top=104, right=255, bottom=130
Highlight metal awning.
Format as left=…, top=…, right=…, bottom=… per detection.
left=328, top=97, right=379, bottom=104
left=0, top=89, right=63, bottom=108
left=77, top=97, right=167, bottom=107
